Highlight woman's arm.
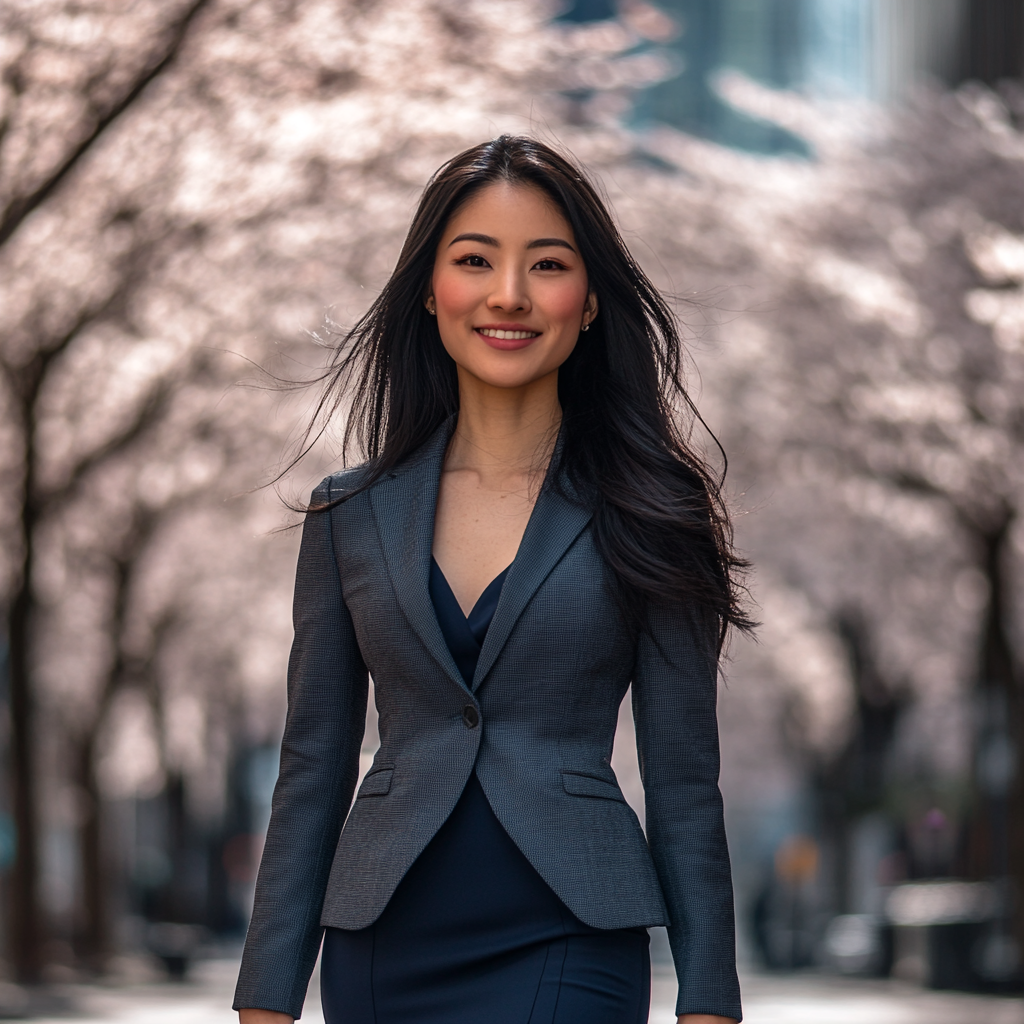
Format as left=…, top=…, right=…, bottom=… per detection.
left=632, top=604, right=742, bottom=1023
left=232, top=478, right=370, bottom=1019
left=239, top=1012, right=293, bottom=1024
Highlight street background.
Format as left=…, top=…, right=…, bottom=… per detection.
left=1, top=0, right=1023, bottom=1020
left=1, top=959, right=1023, bottom=1023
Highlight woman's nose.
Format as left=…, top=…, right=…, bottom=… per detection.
left=487, top=268, right=531, bottom=313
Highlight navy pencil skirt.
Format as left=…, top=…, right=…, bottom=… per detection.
left=320, top=773, right=651, bottom=1024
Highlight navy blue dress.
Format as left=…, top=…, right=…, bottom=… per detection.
left=320, top=558, right=651, bottom=1024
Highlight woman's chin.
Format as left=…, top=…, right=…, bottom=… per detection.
left=459, top=363, right=558, bottom=392
left=449, top=344, right=574, bottom=394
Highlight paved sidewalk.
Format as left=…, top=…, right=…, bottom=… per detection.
left=653, top=968, right=1024, bottom=1024
left=11, top=957, right=1024, bottom=1023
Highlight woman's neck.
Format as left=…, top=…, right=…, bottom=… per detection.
left=446, top=367, right=561, bottom=485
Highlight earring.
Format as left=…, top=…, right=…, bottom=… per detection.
left=426, top=301, right=436, bottom=315
left=581, top=323, right=590, bottom=332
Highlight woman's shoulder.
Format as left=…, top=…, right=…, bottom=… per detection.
left=313, top=461, right=379, bottom=504
left=313, top=419, right=452, bottom=506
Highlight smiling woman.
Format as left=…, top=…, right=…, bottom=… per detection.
left=233, top=136, right=749, bottom=1024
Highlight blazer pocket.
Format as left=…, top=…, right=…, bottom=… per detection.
left=561, top=770, right=627, bottom=803
left=356, top=767, right=393, bottom=798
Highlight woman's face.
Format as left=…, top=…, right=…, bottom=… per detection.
left=428, top=182, right=597, bottom=391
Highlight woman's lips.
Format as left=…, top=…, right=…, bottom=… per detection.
left=475, top=326, right=541, bottom=350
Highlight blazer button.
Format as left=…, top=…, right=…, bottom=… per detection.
left=462, top=704, right=480, bottom=729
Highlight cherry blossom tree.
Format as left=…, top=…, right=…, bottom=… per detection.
left=0, top=0, right=679, bottom=979
left=627, top=77, right=1024, bottom=939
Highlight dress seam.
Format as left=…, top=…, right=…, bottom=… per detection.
left=369, top=923, right=378, bottom=1024
left=550, top=937, right=567, bottom=1023
left=525, top=942, right=552, bottom=1024
left=548, top=903, right=572, bottom=1023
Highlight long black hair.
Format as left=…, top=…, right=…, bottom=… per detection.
left=297, top=135, right=753, bottom=651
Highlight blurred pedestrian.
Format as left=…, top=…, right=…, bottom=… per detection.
left=233, top=136, right=750, bottom=1024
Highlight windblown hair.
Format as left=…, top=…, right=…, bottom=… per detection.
left=298, top=135, right=753, bottom=651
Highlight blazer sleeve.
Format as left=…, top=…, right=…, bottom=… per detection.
left=631, top=605, right=742, bottom=1022
left=233, top=478, right=369, bottom=1019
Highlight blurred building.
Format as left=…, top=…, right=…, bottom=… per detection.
left=561, top=0, right=1024, bottom=152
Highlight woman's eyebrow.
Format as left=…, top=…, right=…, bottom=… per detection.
left=448, top=232, right=499, bottom=247
left=526, top=237, right=576, bottom=253
left=447, top=232, right=577, bottom=254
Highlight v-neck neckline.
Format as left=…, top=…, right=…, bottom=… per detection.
left=428, top=557, right=512, bottom=688
left=430, top=557, right=511, bottom=630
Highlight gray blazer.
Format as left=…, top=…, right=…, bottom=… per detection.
left=233, top=424, right=741, bottom=1021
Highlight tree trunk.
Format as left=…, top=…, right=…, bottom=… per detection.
left=5, top=406, right=43, bottom=981
left=69, top=520, right=159, bottom=971
left=72, top=735, right=108, bottom=971
left=6, top=547, right=42, bottom=982
left=964, top=509, right=1022, bottom=946
left=813, top=610, right=907, bottom=916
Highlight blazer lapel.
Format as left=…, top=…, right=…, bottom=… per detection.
left=471, top=479, right=592, bottom=691
left=370, top=422, right=469, bottom=695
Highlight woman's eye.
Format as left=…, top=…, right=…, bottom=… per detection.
left=456, top=254, right=489, bottom=267
left=533, top=258, right=566, bottom=271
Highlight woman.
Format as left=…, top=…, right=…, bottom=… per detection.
left=234, top=136, right=749, bottom=1024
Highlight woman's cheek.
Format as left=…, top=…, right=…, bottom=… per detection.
left=433, top=272, right=479, bottom=318
left=538, top=277, right=589, bottom=325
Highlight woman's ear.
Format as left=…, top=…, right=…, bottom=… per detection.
left=583, top=291, right=598, bottom=328
left=425, top=295, right=437, bottom=316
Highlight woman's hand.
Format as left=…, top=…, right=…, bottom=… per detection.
left=678, top=1016, right=739, bottom=1024
left=238, top=1010, right=293, bottom=1024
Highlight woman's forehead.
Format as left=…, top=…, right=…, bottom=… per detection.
left=442, top=182, right=574, bottom=244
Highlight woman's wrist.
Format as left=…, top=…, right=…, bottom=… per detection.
left=237, top=1009, right=293, bottom=1024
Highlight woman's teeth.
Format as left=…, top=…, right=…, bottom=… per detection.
left=478, top=328, right=538, bottom=340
